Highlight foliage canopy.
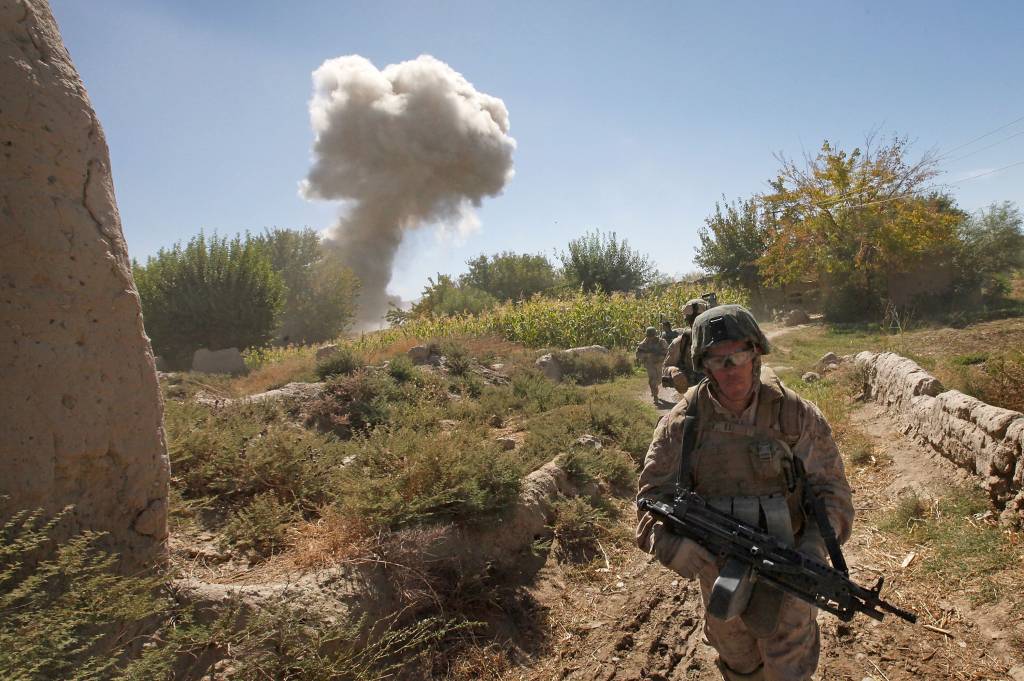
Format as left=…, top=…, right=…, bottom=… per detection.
left=134, top=233, right=286, bottom=364
left=251, top=228, right=360, bottom=344
left=558, top=229, right=657, bottom=294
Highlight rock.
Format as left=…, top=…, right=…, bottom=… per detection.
left=784, top=308, right=811, bottom=326
left=490, top=363, right=505, bottom=372
left=315, top=344, right=339, bottom=362
left=496, top=436, right=517, bottom=451
left=408, top=345, right=432, bottom=364
left=816, top=351, right=840, bottom=372
left=1, top=2, right=169, bottom=573
left=802, top=371, right=821, bottom=383
left=575, top=434, right=603, bottom=450
left=535, top=353, right=562, bottom=381
left=488, top=413, right=504, bottom=428
left=535, top=345, right=609, bottom=382
left=192, top=347, right=247, bottom=375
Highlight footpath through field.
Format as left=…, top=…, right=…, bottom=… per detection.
left=515, top=322, right=1024, bottom=681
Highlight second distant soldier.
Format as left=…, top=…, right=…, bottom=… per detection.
left=636, top=326, right=669, bottom=405
left=663, top=298, right=710, bottom=393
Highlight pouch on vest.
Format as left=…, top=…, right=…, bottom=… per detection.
left=707, top=557, right=754, bottom=621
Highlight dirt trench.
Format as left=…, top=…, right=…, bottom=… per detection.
left=507, top=326, right=1023, bottom=681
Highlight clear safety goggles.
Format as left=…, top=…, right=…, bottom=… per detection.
left=703, top=347, right=756, bottom=372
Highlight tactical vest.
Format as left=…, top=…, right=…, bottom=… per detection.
left=680, top=373, right=805, bottom=547
left=674, top=329, right=705, bottom=384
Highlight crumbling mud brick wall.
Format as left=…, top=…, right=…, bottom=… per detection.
left=855, top=351, right=1024, bottom=527
left=0, top=0, right=169, bottom=573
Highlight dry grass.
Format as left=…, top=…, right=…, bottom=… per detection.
left=286, top=508, right=377, bottom=570
left=225, top=353, right=317, bottom=396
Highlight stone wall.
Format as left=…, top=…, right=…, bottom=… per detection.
left=855, top=351, right=1024, bottom=526
left=1, top=0, right=169, bottom=572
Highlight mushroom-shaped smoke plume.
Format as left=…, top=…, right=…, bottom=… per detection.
left=301, top=54, right=516, bottom=328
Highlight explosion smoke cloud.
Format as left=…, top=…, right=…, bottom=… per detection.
left=302, top=54, right=516, bottom=328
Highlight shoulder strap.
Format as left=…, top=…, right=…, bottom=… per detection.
left=676, top=384, right=703, bottom=492
left=792, top=455, right=848, bottom=575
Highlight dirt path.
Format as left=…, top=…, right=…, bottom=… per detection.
left=513, top=323, right=1023, bottom=681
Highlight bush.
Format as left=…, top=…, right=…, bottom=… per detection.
left=332, top=425, right=521, bottom=530
left=553, top=350, right=633, bottom=385
left=133, top=232, right=286, bottom=366
left=563, top=446, right=636, bottom=490
left=167, top=399, right=334, bottom=510
left=441, top=340, right=472, bottom=376
left=1, top=508, right=167, bottom=680
left=551, top=497, right=608, bottom=564
left=386, top=354, right=416, bottom=383
left=315, top=346, right=365, bottom=380
left=305, top=370, right=395, bottom=438
left=222, top=493, right=298, bottom=558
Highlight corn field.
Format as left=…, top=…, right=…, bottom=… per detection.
left=347, top=284, right=748, bottom=353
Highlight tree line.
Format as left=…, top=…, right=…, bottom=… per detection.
left=694, top=135, right=1024, bottom=321
left=133, top=229, right=359, bottom=366
left=397, top=230, right=661, bottom=322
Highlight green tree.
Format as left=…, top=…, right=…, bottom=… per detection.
left=134, top=233, right=286, bottom=365
left=694, top=197, right=771, bottom=291
left=412, top=274, right=496, bottom=317
left=953, top=201, right=1024, bottom=302
left=760, top=136, right=962, bottom=319
left=251, top=228, right=359, bottom=344
left=558, top=230, right=656, bottom=293
left=461, top=251, right=559, bottom=301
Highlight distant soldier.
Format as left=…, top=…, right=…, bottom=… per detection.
left=636, top=326, right=669, bottom=405
left=662, top=298, right=710, bottom=393
left=661, top=319, right=679, bottom=345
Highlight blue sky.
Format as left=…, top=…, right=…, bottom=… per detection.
left=51, top=0, right=1024, bottom=301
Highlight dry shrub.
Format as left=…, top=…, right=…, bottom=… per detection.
left=287, top=508, right=376, bottom=570
left=304, top=370, right=392, bottom=438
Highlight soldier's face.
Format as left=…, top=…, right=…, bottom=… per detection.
left=706, top=339, right=756, bottom=403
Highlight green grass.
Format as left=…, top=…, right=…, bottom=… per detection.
left=879, top=486, right=1023, bottom=604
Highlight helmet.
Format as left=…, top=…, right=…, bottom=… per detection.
left=682, top=298, right=709, bottom=325
left=645, top=326, right=658, bottom=337
left=690, top=304, right=770, bottom=372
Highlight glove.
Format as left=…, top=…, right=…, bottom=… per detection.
left=654, top=522, right=714, bottom=579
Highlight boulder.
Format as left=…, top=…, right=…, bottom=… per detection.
left=534, top=345, right=609, bottom=382
left=1, top=1, right=169, bottom=573
left=784, top=308, right=811, bottom=326
left=816, top=351, right=840, bottom=373
left=535, top=353, right=562, bottom=381
left=192, top=347, right=247, bottom=375
left=495, top=436, right=517, bottom=451
left=408, top=345, right=432, bottom=364
left=802, top=371, right=821, bottom=383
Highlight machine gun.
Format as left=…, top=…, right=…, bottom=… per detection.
left=638, top=491, right=917, bottom=624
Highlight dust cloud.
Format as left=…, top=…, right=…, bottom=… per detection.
left=301, top=54, right=516, bottom=329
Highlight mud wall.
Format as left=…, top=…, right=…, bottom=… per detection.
left=1, top=0, right=169, bottom=572
left=855, top=351, right=1024, bottom=526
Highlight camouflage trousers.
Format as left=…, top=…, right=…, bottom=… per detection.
left=643, top=362, right=661, bottom=398
left=697, top=569, right=819, bottom=681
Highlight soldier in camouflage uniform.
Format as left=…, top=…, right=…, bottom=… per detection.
left=636, top=326, right=669, bottom=405
left=661, top=319, right=679, bottom=345
left=662, top=298, right=710, bottom=393
left=637, top=305, right=854, bottom=681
